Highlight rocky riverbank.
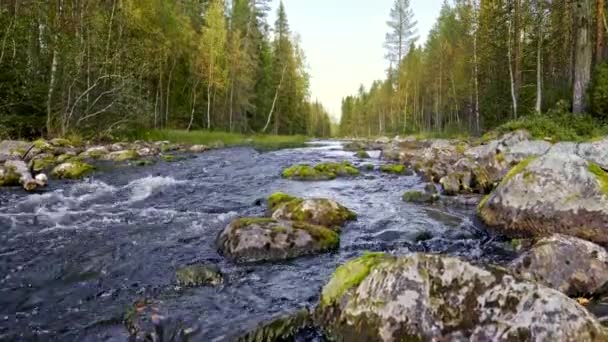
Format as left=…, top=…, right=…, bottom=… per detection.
left=0, top=138, right=211, bottom=191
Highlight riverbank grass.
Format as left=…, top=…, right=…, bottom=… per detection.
left=128, top=129, right=309, bottom=151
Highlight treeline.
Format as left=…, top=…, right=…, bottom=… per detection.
left=0, top=0, right=332, bottom=139
left=341, top=0, right=608, bottom=137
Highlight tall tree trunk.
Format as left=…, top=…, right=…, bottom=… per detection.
left=472, top=0, right=480, bottom=133
left=46, top=47, right=58, bottom=136
left=262, top=64, right=287, bottom=133
left=508, top=11, right=518, bottom=119
left=187, top=80, right=200, bottom=132
left=165, top=58, right=176, bottom=129
left=597, top=0, right=605, bottom=63
left=536, top=13, right=543, bottom=113
left=573, top=0, right=593, bottom=114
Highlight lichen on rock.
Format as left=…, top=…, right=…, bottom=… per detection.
left=217, top=217, right=339, bottom=263
left=270, top=195, right=356, bottom=229
left=316, top=253, right=608, bottom=342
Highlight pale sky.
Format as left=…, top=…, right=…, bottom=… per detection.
left=269, top=0, right=444, bottom=121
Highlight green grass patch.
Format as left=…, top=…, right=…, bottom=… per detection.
left=124, top=129, right=308, bottom=151
left=502, top=157, right=536, bottom=185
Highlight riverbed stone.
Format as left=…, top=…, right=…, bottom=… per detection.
left=189, top=144, right=208, bottom=153
left=379, top=164, right=411, bottom=175
left=316, top=253, right=607, bottom=342
left=269, top=194, right=356, bottom=229
left=233, top=309, right=312, bottom=342
left=176, top=264, right=223, bottom=287
left=402, top=184, right=439, bottom=204
left=217, top=218, right=339, bottom=263
left=51, top=161, right=94, bottom=179
left=478, top=151, right=608, bottom=246
left=510, top=234, right=608, bottom=297
left=355, top=150, right=370, bottom=159
left=80, top=146, right=109, bottom=159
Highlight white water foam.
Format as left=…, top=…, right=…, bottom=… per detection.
left=127, top=176, right=186, bottom=203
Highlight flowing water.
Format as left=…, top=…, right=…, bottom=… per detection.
left=0, top=141, right=515, bottom=341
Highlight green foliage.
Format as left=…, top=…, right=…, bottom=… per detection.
left=321, top=252, right=392, bottom=306
left=591, top=63, right=608, bottom=121
left=495, top=110, right=608, bottom=142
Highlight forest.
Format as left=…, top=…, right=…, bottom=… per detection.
left=0, top=0, right=332, bottom=140
left=340, top=0, right=608, bottom=139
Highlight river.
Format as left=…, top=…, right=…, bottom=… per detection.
left=0, top=141, right=514, bottom=341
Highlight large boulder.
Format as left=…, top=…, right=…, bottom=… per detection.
left=0, top=140, right=32, bottom=161
left=233, top=310, right=312, bottom=342
left=578, top=137, right=608, bottom=169
left=217, top=218, right=339, bottom=263
left=268, top=193, right=356, bottom=230
left=510, top=234, right=608, bottom=297
left=317, top=253, right=607, bottom=342
left=1, top=160, right=47, bottom=190
left=479, top=151, right=608, bottom=246
left=103, top=150, right=139, bottom=162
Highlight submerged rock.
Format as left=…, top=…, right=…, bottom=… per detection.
left=479, top=151, right=608, bottom=246
left=125, top=299, right=196, bottom=341
left=234, top=309, right=312, bottom=342
left=176, top=264, right=223, bottom=287
left=510, top=234, right=608, bottom=297
left=355, top=150, right=370, bottom=159
left=217, top=218, right=339, bottom=263
left=316, top=253, right=607, bottom=342
left=51, top=161, right=94, bottom=179
left=282, top=162, right=359, bottom=181
left=402, top=184, right=439, bottom=204
left=269, top=193, right=356, bottom=229
left=379, top=164, right=411, bottom=175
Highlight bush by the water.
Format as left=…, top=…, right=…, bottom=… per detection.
left=493, top=104, right=608, bottom=142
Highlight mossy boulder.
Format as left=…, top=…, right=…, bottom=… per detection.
left=510, top=234, right=608, bottom=297
left=81, top=146, right=109, bottom=159
left=234, top=309, right=312, bottom=342
left=316, top=253, right=607, bottom=341
left=269, top=193, right=356, bottom=229
left=440, top=171, right=473, bottom=195
left=51, top=162, right=94, bottom=179
left=49, top=138, right=73, bottom=148
left=217, top=218, right=339, bottom=263
left=282, top=161, right=359, bottom=181
left=380, top=164, right=411, bottom=175
left=32, top=139, right=53, bottom=152
left=176, top=264, right=223, bottom=287
left=479, top=151, right=608, bottom=246
left=403, top=185, right=439, bottom=204
left=0, top=163, right=21, bottom=186
left=189, top=144, right=208, bottom=153
left=355, top=150, right=370, bottom=159
left=30, top=154, right=56, bottom=172
left=104, top=150, right=139, bottom=162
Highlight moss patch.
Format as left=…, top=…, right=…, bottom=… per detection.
left=292, top=221, right=339, bottom=250
left=380, top=164, right=408, bottom=175
left=403, top=190, right=436, bottom=204
left=268, top=192, right=299, bottom=212
left=501, top=157, right=536, bottom=185
left=51, top=162, right=94, bottom=179
left=110, top=150, right=139, bottom=162
left=231, top=217, right=277, bottom=230
left=355, top=150, right=371, bottom=159
left=589, top=162, right=608, bottom=195
left=31, top=156, right=57, bottom=172
left=321, top=252, right=392, bottom=306
left=0, top=165, right=21, bottom=186
left=282, top=161, right=359, bottom=180
left=176, top=264, right=223, bottom=287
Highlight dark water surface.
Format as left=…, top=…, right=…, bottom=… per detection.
left=0, top=141, right=514, bottom=341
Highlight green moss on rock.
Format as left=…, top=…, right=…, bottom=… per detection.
left=31, top=155, right=57, bottom=172
left=502, top=157, right=536, bottom=185
left=321, top=252, right=393, bottom=306
left=282, top=161, right=359, bottom=180
left=176, top=264, right=223, bottom=287
left=0, top=165, right=21, bottom=186
left=109, top=150, right=139, bottom=162
left=380, top=164, right=408, bottom=175
left=292, top=221, right=339, bottom=250
left=355, top=150, right=371, bottom=159
left=403, top=190, right=437, bottom=204
left=589, top=162, right=608, bottom=195
left=51, top=162, right=94, bottom=179
left=268, top=192, right=299, bottom=212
